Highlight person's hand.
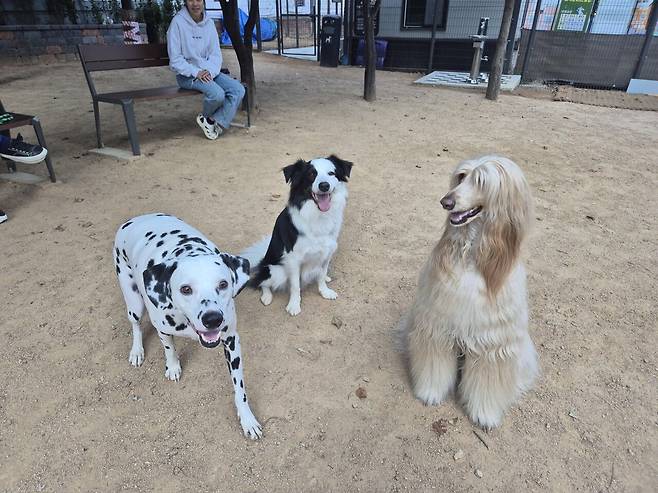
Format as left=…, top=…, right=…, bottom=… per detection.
left=196, top=69, right=212, bottom=82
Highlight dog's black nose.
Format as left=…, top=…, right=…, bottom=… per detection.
left=318, top=182, right=330, bottom=193
left=440, top=195, right=455, bottom=210
left=201, top=311, right=224, bottom=329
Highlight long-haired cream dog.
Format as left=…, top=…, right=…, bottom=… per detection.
left=401, top=155, right=538, bottom=430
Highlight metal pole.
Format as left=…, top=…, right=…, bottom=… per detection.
left=632, top=0, right=658, bottom=79
left=586, top=0, right=600, bottom=33
left=520, top=0, right=542, bottom=82
left=294, top=0, right=300, bottom=48
left=275, top=0, right=282, bottom=54
left=503, top=0, right=523, bottom=74
left=255, top=0, right=262, bottom=51
left=426, top=0, right=441, bottom=74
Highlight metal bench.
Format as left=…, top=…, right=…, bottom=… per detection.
left=78, top=43, right=249, bottom=156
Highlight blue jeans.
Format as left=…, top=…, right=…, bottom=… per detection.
left=176, top=73, right=245, bottom=129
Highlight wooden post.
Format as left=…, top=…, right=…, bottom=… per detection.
left=486, top=0, right=515, bottom=100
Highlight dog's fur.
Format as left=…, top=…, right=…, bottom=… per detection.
left=400, top=155, right=538, bottom=430
left=241, top=155, right=353, bottom=316
left=113, top=213, right=262, bottom=439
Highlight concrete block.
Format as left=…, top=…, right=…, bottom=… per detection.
left=88, top=147, right=142, bottom=162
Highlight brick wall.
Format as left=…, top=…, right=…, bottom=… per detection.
left=0, top=23, right=147, bottom=65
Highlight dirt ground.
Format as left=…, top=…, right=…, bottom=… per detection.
left=0, top=51, right=656, bottom=493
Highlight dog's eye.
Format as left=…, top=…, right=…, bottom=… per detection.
left=328, top=172, right=335, bottom=176
left=218, top=280, right=228, bottom=290
left=180, top=285, right=193, bottom=295
left=456, top=173, right=466, bottom=184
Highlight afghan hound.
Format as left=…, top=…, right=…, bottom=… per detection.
left=401, top=155, right=538, bottom=430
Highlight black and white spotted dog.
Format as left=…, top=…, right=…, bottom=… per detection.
left=241, top=155, right=353, bottom=316
left=113, top=213, right=262, bottom=439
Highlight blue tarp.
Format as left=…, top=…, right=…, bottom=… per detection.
left=220, top=10, right=277, bottom=45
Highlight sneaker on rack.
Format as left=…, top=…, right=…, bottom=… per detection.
left=0, top=133, right=48, bottom=164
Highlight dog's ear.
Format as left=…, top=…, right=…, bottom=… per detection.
left=327, top=155, right=353, bottom=182
left=142, top=260, right=178, bottom=308
left=282, top=159, right=307, bottom=186
left=220, top=253, right=250, bottom=297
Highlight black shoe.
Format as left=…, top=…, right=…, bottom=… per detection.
left=0, top=133, right=48, bottom=164
left=0, top=210, right=7, bottom=224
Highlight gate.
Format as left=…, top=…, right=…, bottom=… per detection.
left=275, top=0, right=344, bottom=58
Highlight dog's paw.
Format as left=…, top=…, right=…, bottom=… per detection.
left=165, top=364, right=182, bottom=382
left=128, top=347, right=144, bottom=367
left=286, top=300, right=301, bottom=316
left=413, top=385, right=449, bottom=407
left=319, top=286, right=337, bottom=300
left=260, top=290, right=273, bottom=306
left=239, top=411, right=263, bottom=440
left=468, top=408, right=503, bottom=431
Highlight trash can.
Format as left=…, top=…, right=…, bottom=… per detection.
left=320, top=15, right=342, bottom=67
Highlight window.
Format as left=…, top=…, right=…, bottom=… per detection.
left=403, top=0, right=449, bottom=28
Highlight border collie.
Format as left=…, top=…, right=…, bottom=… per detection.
left=241, top=155, right=353, bottom=316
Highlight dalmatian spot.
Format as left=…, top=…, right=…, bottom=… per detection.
left=116, top=266, right=121, bottom=275
left=121, top=221, right=133, bottom=230
left=161, top=250, right=168, bottom=258
left=131, top=311, right=139, bottom=321
left=175, top=323, right=186, bottom=331
left=170, top=229, right=180, bottom=234
left=144, top=231, right=153, bottom=238
left=165, top=314, right=176, bottom=326
left=131, top=283, right=138, bottom=293
left=143, top=261, right=177, bottom=307
left=225, top=336, right=236, bottom=351
left=160, top=232, right=168, bottom=238
left=231, top=357, right=241, bottom=370
left=156, top=240, right=164, bottom=248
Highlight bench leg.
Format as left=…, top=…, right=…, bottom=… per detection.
left=93, top=99, right=103, bottom=148
left=121, top=100, right=140, bottom=156
left=32, top=117, right=56, bottom=183
left=245, top=89, right=251, bottom=128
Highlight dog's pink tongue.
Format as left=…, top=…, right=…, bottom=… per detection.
left=317, top=194, right=331, bottom=212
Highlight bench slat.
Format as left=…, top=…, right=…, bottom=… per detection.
left=96, top=86, right=198, bottom=103
left=79, top=43, right=170, bottom=71
left=85, top=58, right=170, bottom=71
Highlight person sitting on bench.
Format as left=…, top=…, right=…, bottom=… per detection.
left=167, top=0, right=245, bottom=140
left=0, top=132, right=49, bottom=225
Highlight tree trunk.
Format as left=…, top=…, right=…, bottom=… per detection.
left=363, top=0, right=381, bottom=102
left=218, top=0, right=259, bottom=114
left=486, top=0, right=515, bottom=101
left=121, top=0, right=135, bottom=20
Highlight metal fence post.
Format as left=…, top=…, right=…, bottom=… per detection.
left=504, top=0, right=523, bottom=74
left=427, top=0, right=442, bottom=74
left=632, top=0, right=658, bottom=80
left=520, top=0, right=542, bottom=82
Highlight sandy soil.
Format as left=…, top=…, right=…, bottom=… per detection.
left=0, top=52, right=656, bottom=492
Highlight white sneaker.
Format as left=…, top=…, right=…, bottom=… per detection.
left=0, top=210, right=7, bottom=224
left=196, top=114, right=219, bottom=140
left=214, top=123, right=224, bottom=136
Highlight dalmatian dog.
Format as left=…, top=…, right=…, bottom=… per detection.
left=113, top=213, right=262, bottom=439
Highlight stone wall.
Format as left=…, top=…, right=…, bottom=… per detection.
left=0, top=23, right=147, bottom=65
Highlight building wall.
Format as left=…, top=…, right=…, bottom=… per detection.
left=377, top=0, right=507, bottom=40
left=0, top=24, right=146, bottom=65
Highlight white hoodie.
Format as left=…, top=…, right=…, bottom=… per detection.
left=167, top=7, right=222, bottom=78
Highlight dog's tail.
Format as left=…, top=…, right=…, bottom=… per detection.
left=239, top=235, right=271, bottom=269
